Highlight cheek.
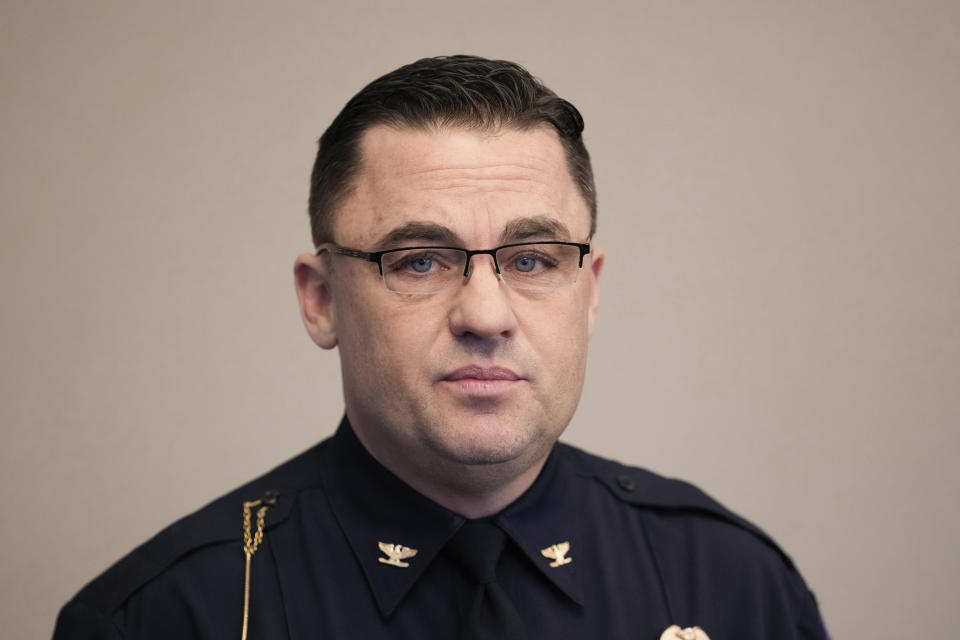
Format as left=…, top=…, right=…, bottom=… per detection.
left=338, top=297, right=445, bottom=388
left=334, top=293, right=390, bottom=386
left=521, top=296, right=592, bottom=373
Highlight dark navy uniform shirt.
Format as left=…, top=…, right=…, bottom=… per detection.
left=54, top=418, right=828, bottom=639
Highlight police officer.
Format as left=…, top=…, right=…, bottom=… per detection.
left=53, top=55, right=828, bottom=640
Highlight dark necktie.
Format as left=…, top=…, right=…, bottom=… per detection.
left=445, top=520, right=528, bottom=640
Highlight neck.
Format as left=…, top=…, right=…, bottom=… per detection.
left=349, top=421, right=550, bottom=519
left=414, top=457, right=548, bottom=519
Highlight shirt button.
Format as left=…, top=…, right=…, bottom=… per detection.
left=615, top=474, right=636, bottom=492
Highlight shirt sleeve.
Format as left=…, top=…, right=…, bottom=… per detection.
left=52, top=600, right=124, bottom=640
left=797, top=587, right=830, bottom=639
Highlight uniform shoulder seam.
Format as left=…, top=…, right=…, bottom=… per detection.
left=67, top=438, right=330, bottom=616
left=555, top=441, right=797, bottom=571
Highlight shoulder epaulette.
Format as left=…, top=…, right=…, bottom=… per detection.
left=556, top=442, right=797, bottom=571
left=71, top=440, right=328, bottom=616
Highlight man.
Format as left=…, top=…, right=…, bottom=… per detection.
left=54, top=55, right=827, bottom=639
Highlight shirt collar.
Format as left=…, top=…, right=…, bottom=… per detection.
left=319, top=417, right=583, bottom=617
left=497, top=445, right=585, bottom=605
left=319, top=418, right=464, bottom=617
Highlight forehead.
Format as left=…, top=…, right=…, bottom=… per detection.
left=333, top=125, right=590, bottom=246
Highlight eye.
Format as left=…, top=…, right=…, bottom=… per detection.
left=514, top=255, right=538, bottom=272
left=384, top=250, right=453, bottom=277
left=504, top=248, right=558, bottom=275
left=410, top=255, right=433, bottom=273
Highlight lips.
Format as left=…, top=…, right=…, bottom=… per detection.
left=442, top=366, right=521, bottom=382
left=438, top=366, right=526, bottom=400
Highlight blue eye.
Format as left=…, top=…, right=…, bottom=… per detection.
left=514, top=256, right=537, bottom=272
left=410, top=256, right=433, bottom=273
left=386, top=251, right=447, bottom=276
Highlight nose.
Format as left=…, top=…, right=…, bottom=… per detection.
left=447, top=254, right=517, bottom=341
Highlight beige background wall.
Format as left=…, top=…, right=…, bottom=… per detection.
left=2, top=1, right=957, bottom=638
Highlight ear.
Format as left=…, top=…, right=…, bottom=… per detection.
left=294, top=253, right=338, bottom=349
left=586, top=246, right=604, bottom=336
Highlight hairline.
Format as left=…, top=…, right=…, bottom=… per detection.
left=325, top=121, right=593, bottom=245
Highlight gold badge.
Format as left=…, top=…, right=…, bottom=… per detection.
left=659, top=625, right=710, bottom=640
left=377, top=542, right=418, bottom=568
left=540, top=542, right=572, bottom=567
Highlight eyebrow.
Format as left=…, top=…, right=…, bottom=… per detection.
left=501, top=216, right=572, bottom=243
left=373, top=222, right=462, bottom=250
left=371, top=215, right=573, bottom=251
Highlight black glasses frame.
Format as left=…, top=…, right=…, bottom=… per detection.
left=316, top=241, right=591, bottom=278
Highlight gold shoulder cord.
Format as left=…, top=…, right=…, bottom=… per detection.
left=241, top=496, right=272, bottom=640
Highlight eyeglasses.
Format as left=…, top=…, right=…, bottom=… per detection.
left=316, top=241, right=591, bottom=294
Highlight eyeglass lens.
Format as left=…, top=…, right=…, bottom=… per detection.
left=379, top=243, right=583, bottom=294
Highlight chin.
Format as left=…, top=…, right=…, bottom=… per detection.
left=444, top=444, right=523, bottom=467
left=423, top=414, right=548, bottom=467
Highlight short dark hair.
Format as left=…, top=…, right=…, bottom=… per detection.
left=308, top=55, right=596, bottom=246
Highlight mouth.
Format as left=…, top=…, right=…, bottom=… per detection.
left=443, top=366, right=521, bottom=381
left=439, top=365, right=524, bottom=397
